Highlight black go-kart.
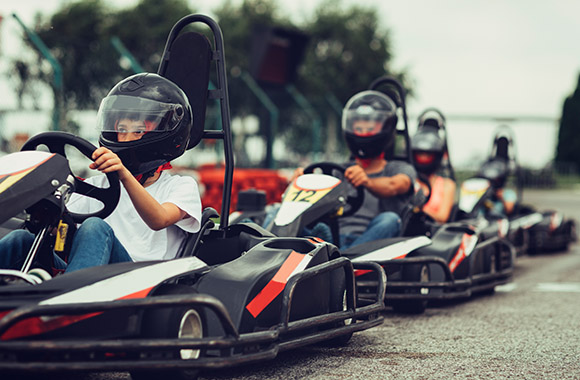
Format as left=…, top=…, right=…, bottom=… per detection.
left=0, top=14, right=386, bottom=379
left=237, top=77, right=515, bottom=314
left=459, top=125, right=576, bottom=255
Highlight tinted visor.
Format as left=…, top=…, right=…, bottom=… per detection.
left=343, top=107, right=391, bottom=137
left=97, top=95, right=184, bottom=135
left=414, top=152, right=436, bottom=165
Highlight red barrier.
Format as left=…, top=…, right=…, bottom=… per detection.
left=190, top=164, right=289, bottom=213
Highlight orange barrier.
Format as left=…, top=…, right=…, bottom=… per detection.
left=193, top=164, right=289, bottom=213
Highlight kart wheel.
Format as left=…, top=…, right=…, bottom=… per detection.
left=392, top=264, right=430, bottom=314
left=131, top=285, right=206, bottom=380
left=324, top=270, right=354, bottom=346
left=489, top=253, right=497, bottom=274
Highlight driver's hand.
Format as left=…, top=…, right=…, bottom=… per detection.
left=345, top=165, right=369, bottom=187
left=90, top=147, right=132, bottom=181
left=291, top=167, right=304, bottom=182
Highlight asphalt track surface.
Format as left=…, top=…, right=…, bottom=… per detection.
left=12, top=189, right=580, bottom=380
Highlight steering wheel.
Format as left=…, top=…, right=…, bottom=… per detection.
left=21, top=132, right=121, bottom=223
left=303, top=162, right=364, bottom=217
left=415, top=172, right=433, bottom=209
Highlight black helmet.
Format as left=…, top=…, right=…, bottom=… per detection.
left=342, top=90, right=398, bottom=159
left=411, top=124, right=445, bottom=175
left=477, top=159, right=509, bottom=188
left=97, top=73, right=193, bottom=175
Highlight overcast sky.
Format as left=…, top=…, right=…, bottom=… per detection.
left=1, top=0, right=579, bottom=167
left=1, top=0, right=579, bottom=117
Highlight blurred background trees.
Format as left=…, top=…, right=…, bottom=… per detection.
left=8, top=0, right=408, bottom=167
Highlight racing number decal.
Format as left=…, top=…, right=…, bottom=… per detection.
left=283, top=184, right=331, bottom=205
left=288, top=189, right=316, bottom=202
left=246, top=251, right=313, bottom=318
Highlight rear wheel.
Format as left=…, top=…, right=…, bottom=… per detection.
left=131, top=285, right=206, bottom=380
left=392, top=264, right=430, bottom=314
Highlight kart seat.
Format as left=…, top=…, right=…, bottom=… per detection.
left=176, top=207, right=219, bottom=259
left=493, top=136, right=510, bottom=162
left=158, top=30, right=212, bottom=150
left=193, top=222, right=276, bottom=266
left=409, top=222, right=475, bottom=263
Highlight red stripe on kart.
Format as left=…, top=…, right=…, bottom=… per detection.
left=1, top=287, right=155, bottom=340
left=246, top=251, right=306, bottom=318
left=449, top=234, right=470, bottom=273
left=119, top=286, right=154, bottom=300
left=355, top=269, right=372, bottom=277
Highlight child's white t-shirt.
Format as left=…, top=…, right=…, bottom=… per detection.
left=67, top=171, right=202, bottom=261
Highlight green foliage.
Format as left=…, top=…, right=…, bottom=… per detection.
left=11, top=0, right=409, bottom=163
left=110, top=0, right=193, bottom=73
left=555, top=73, right=580, bottom=174
left=33, top=0, right=118, bottom=109
left=15, top=0, right=193, bottom=110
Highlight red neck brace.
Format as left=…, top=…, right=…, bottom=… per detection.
left=134, top=162, right=173, bottom=183
left=357, top=152, right=385, bottom=169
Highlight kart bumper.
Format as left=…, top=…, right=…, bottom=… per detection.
left=0, top=260, right=385, bottom=372
left=357, top=237, right=515, bottom=301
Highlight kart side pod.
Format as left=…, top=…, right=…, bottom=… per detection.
left=196, top=238, right=348, bottom=335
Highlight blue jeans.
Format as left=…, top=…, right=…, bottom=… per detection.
left=340, top=211, right=401, bottom=250
left=0, top=217, right=132, bottom=274
left=262, top=205, right=400, bottom=250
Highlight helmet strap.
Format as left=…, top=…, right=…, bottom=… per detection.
left=357, top=152, right=385, bottom=169
left=134, top=162, right=173, bottom=185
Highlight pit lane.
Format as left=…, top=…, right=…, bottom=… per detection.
left=22, top=189, right=580, bottom=380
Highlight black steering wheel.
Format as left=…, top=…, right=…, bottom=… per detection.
left=21, top=132, right=121, bottom=223
left=415, top=172, right=433, bottom=209
left=303, top=162, right=364, bottom=217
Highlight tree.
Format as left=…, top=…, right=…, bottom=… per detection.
left=211, top=0, right=408, bottom=163
left=13, top=0, right=193, bottom=113
left=10, top=0, right=409, bottom=164
left=555, top=73, right=580, bottom=174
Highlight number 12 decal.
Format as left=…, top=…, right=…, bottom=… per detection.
left=290, top=189, right=316, bottom=202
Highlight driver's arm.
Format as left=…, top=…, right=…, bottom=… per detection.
left=90, top=147, right=188, bottom=231
left=345, top=165, right=412, bottom=198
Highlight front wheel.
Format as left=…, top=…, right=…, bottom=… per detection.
left=322, top=270, right=354, bottom=347
left=131, top=285, right=206, bottom=380
left=392, top=264, right=430, bottom=314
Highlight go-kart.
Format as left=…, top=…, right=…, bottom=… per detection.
left=0, top=14, right=385, bottom=379
left=460, top=125, right=576, bottom=255
left=245, top=77, right=515, bottom=314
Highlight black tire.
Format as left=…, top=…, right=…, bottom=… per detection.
left=323, top=269, right=354, bottom=347
left=392, top=264, right=430, bottom=314
left=130, top=285, right=206, bottom=380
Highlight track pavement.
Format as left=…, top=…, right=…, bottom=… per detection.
left=23, top=189, right=580, bottom=380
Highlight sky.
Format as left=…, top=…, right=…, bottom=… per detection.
left=1, top=0, right=579, bottom=167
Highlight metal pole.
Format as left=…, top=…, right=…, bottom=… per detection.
left=286, top=84, right=323, bottom=160
left=12, top=13, right=63, bottom=131
left=110, top=36, right=145, bottom=73
left=240, top=71, right=279, bottom=168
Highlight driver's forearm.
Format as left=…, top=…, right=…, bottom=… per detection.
left=120, top=176, right=183, bottom=230
left=365, top=175, right=411, bottom=198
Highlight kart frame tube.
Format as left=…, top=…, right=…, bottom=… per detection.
left=278, top=260, right=386, bottom=351
left=0, top=260, right=386, bottom=372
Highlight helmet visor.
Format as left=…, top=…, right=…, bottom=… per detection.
left=343, top=107, right=392, bottom=136
left=97, top=95, right=184, bottom=137
left=414, top=152, right=436, bottom=165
